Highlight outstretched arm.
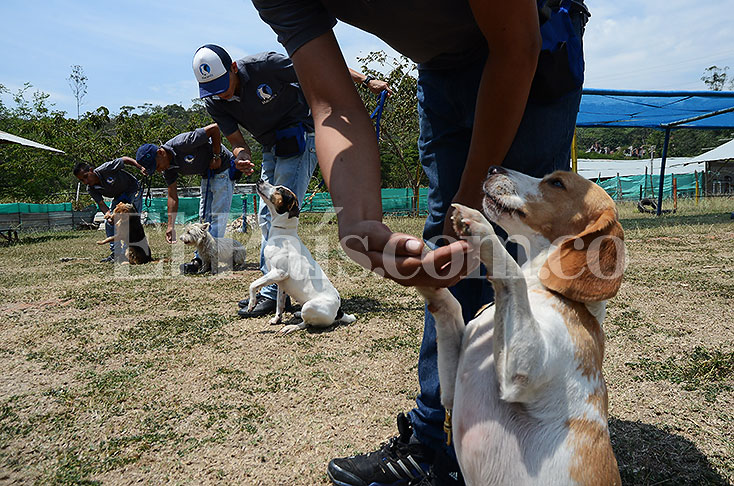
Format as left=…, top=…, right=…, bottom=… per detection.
left=291, top=31, right=472, bottom=287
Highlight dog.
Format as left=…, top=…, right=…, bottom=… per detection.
left=178, top=222, right=246, bottom=274
left=247, top=180, right=356, bottom=334
left=417, top=167, right=624, bottom=485
left=96, top=202, right=152, bottom=264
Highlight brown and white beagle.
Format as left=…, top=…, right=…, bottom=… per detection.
left=418, top=167, right=624, bottom=485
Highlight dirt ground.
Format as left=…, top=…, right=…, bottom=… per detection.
left=0, top=200, right=732, bottom=485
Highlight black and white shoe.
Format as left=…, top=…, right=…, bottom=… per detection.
left=327, top=413, right=431, bottom=486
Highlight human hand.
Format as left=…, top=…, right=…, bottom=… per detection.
left=367, top=79, right=393, bottom=97
left=339, top=220, right=476, bottom=287
left=209, top=157, right=222, bottom=170
left=139, top=166, right=149, bottom=177
left=103, top=211, right=113, bottom=222
left=233, top=148, right=255, bottom=175
left=166, top=226, right=176, bottom=244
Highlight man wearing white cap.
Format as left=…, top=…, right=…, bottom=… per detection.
left=193, top=44, right=389, bottom=317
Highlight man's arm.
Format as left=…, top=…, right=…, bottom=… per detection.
left=291, top=31, right=472, bottom=287
left=120, top=155, right=149, bottom=176
left=447, top=0, right=541, bottom=227
left=166, top=182, right=179, bottom=243
left=224, top=130, right=255, bottom=176
left=348, top=68, right=392, bottom=96
left=203, top=124, right=223, bottom=170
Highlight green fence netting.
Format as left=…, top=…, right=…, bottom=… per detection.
left=0, top=202, right=72, bottom=214
left=596, top=173, right=698, bottom=200
left=0, top=175, right=698, bottom=222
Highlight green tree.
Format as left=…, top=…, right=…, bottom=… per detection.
left=356, top=51, right=424, bottom=213
left=67, top=65, right=88, bottom=120
left=701, top=65, right=731, bottom=91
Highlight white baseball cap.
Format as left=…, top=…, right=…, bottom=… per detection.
left=193, top=44, right=233, bottom=98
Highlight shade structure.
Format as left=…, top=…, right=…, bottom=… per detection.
left=576, top=89, right=734, bottom=214
left=0, top=130, right=65, bottom=154
left=689, top=138, right=734, bottom=163
left=577, top=89, right=734, bottom=129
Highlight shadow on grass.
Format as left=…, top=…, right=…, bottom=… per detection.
left=620, top=212, right=732, bottom=230
left=13, top=232, right=87, bottom=246
left=340, top=296, right=423, bottom=315
left=610, top=418, right=728, bottom=485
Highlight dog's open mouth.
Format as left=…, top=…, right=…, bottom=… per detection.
left=483, top=191, right=526, bottom=218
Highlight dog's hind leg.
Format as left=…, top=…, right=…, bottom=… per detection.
left=269, top=286, right=288, bottom=325
left=247, top=269, right=287, bottom=312
left=416, top=287, right=464, bottom=410
left=96, top=236, right=116, bottom=245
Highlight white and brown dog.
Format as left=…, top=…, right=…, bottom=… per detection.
left=418, top=167, right=624, bottom=485
left=96, top=202, right=152, bottom=264
left=179, top=222, right=246, bottom=274
left=248, top=180, right=356, bottom=334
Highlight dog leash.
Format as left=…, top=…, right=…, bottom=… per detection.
left=201, top=168, right=213, bottom=224
left=370, top=89, right=388, bottom=140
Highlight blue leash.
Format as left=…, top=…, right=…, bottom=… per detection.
left=202, top=168, right=212, bottom=223
left=370, top=89, right=388, bottom=140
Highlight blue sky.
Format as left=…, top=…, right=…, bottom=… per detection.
left=1, top=0, right=733, bottom=118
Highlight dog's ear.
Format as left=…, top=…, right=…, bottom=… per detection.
left=540, top=208, right=625, bottom=303
left=286, top=196, right=300, bottom=219
left=201, top=222, right=211, bottom=231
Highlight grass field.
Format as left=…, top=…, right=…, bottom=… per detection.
left=1, top=197, right=732, bottom=485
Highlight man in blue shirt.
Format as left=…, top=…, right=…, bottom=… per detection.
left=193, top=44, right=390, bottom=317
left=135, top=124, right=235, bottom=274
left=73, top=158, right=146, bottom=262
left=250, top=1, right=589, bottom=484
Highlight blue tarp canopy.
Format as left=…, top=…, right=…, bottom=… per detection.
left=575, top=89, right=734, bottom=215
left=577, top=89, right=734, bottom=129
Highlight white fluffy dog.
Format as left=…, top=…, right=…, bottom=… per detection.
left=179, top=222, right=246, bottom=274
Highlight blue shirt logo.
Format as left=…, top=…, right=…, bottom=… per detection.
left=106, top=176, right=115, bottom=185
left=184, top=155, right=195, bottom=164
left=257, top=84, right=274, bottom=103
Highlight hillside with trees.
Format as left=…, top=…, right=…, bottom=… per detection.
left=1, top=58, right=732, bottom=205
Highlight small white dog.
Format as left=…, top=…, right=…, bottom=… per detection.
left=247, top=180, right=356, bottom=334
left=418, top=167, right=624, bottom=485
left=179, top=222, right=246, bottom=274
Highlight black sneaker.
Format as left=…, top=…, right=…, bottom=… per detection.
left=238, top=294, right=298, bottom=311
left=179, top=257, right=202, bottom=275
left=327, top=413, right=431, bottom=486
left=100, top=254, right=115, bottom=263
left=237, top=295, right=278, bottom=318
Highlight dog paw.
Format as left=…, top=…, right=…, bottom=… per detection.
left=279, top=324, right=301, bottom=335
left=269, top=315, right=282, bottom=325
left=451, top=204, right=494, bottom=239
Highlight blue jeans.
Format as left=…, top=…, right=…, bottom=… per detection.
left=258, top=133, right=318, bottom=300
left=106, top=190, right=143, bottom=256
left=196, top=168, right=235, bottom=259
left=407, top=63, right=583, bottom=460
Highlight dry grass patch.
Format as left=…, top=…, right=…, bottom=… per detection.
left=0, top=200, right=732, bottom=485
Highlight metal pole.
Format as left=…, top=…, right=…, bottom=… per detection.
left=571, top=129, right=578, bottom=173
left=656, top=128, right=671, bottom=216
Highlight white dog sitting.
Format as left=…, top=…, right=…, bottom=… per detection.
left=247, top=179, right=356, bottom=334
left=179, top=222, right=246, bottom=274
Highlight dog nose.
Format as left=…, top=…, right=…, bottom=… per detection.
left=257, top=178, right=264, bottom=184
left=488, top=166, right=506, bottom=176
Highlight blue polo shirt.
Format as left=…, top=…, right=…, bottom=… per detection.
left=204, top=52, right=313, bottom=148
left=87, top=158, right=139, bottom=204
left=162, top=128, right=234, bottom=186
